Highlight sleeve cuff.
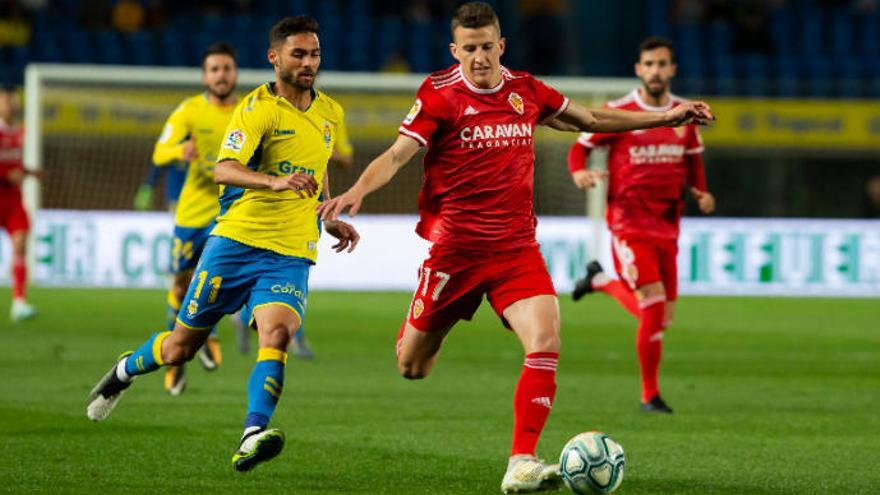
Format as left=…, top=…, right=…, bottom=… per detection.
left=398, top=126, right=427, bottom=146
left=547, top=96, right=570, bottom=121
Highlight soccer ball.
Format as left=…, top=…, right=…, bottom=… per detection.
left=558, top=431, right=626, bottom=494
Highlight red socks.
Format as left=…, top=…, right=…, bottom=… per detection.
left=511, top=352, right=558, bottom=456
left=636, top=297, right=665, bottom=403
left=597, top=279, right=640, bottom=318
left=12, top=255, right=26, bottom=300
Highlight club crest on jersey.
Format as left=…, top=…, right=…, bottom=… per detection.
left=223, top=129, right=246, bottom=152
left=323, top=121, right=332, bottom=149
left=404, top=98, right=422, bottom=125
left=508, top=92, right=524, bottom=115
left=412, top=298, right=424, bottom=319
left=673, top=126, right=687, bottom=138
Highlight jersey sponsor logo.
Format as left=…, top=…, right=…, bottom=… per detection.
left=508, top=92, right=524, bottom=115
left=223, top=129, right=246, bottom=152
left=276, top=161, right=315, bottom=176
left=464, top=105, right=480, bottom=116
left=458, top=123, right=533, bottom=149
left=187, top=299, right=199, bottom=317
left=627, top=144, right=685, bottom=165
left=403, top=98, right=422, bottom=125
left=273, top=129, right=296, bottom=136
left=158, top=123, right=173, bottom=144
left=271, top=282, right=304, bottom=298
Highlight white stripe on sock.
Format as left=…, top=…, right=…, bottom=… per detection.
left=115, top=358, right=132, bottom=383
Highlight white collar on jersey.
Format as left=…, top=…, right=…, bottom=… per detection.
left=458, top=65, right=506, bottom=94
left=631, top=88, right=676, bottom=112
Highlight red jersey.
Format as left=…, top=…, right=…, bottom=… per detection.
left=399, top=65, right=569, bottom=251
left=570, top=89, right=705, bottom=240
left=0, top=122, right=24, bottom=203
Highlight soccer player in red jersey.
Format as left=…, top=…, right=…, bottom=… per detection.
left=320, top=5, right=713, bottom=492
left=0, top=86, right=40, bottom=323
left=568, top=37, right=716, bottom=415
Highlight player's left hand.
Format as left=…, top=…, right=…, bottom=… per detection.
left=325, top=219, right=360, bottom=253
left=664, top=102, right=715, bottom=127
left=691, top=187, right=716, bottom=214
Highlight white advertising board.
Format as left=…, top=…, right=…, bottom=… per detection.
left=0, top=211, right=878, bottom=297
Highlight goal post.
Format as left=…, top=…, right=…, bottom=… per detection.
left=23, top=63, right=632, bottom=264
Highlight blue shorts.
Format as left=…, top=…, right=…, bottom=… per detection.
left=171, top=222, right=214, bottom=274
left=176, top=235, right=311, bottom=330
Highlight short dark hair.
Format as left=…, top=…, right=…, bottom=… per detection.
left=202, top=42, right=237, bottom=67
left=451, top=2, right=500, bottom=37
left=638, top=37, right=675, bottom=63
left=270, top=16, right=320, bottom=46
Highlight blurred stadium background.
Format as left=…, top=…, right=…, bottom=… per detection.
left=1, top=2, right=879, bottom=494
left=0, top=0, right=877, bottom=294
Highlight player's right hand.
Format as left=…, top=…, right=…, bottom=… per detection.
left=182, top=139, right=199, bottom=162
left=317, top=188, right=365, bottom=222
left=571, top=169, right=608, bottom=191
left=664, top=101, right=715, bottom=127
left=270, top=172, right=319, bottom=198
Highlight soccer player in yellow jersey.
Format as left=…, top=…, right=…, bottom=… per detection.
left=151, top=42, right=239, bottom=394
left=87, top=16, right=360, bottom=472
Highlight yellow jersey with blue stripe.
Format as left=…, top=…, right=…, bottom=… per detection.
left=153, top=93, right=235, bottom=228
left=213, top=83, right=344, bottom=262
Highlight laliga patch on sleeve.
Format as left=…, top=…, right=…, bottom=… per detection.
left=223, top=129, right=246, bottom=152
left=403, top=99, right=422, bottom=125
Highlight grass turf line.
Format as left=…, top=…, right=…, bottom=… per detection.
left=0, top=289, right=878, bottom=494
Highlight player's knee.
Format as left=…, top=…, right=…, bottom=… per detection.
left=11, top=234, right=27, bottom=256
left=260, top=323, right=293, bottom=350
left=636, top=281, right=665, bottom=300
left=526, top=330, right=560, bottom=354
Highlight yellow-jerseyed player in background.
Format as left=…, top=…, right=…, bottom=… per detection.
left=151, top=42, right=240, bottom=395
left=87, top=16, right=360, bottom=472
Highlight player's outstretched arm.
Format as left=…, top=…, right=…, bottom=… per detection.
left=318, top=135, right=421, bottom=221
left=215, top=159, right=318, bottom=198
left=557, top=101, right=715, bottom=133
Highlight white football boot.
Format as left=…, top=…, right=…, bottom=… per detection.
left=10, top=299, right=37, bottom=322
left=501, top=455, right=562, bottom=493
left=87, top=352, right=134, bottom=421
left=232, top=428, right=286, bottom=472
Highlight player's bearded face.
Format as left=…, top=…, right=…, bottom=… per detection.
left=450, top=25, right=506, bottom=89
left=272, top=33, right=321, bottom=91
left=636, top=47, right=676, bottom=98
left=203, top=54, right=238, bottom=100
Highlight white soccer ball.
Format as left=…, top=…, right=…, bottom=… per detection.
left=559, top=431, right=626, bottom=494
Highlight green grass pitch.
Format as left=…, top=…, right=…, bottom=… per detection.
left=1, top=289, right=878, bottom=494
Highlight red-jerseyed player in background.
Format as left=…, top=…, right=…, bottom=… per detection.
left=320, top=5, right=713, bottom=493
left=568, top=37, right=716, bottom=415
left=0, top=86, right=40, bottom=323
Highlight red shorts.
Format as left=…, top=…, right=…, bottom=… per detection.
left=406, top=244, right=556, bottom=332
left=0, top=199, right=30, bottom=234
left=611, top=236, right=678, bottom=301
